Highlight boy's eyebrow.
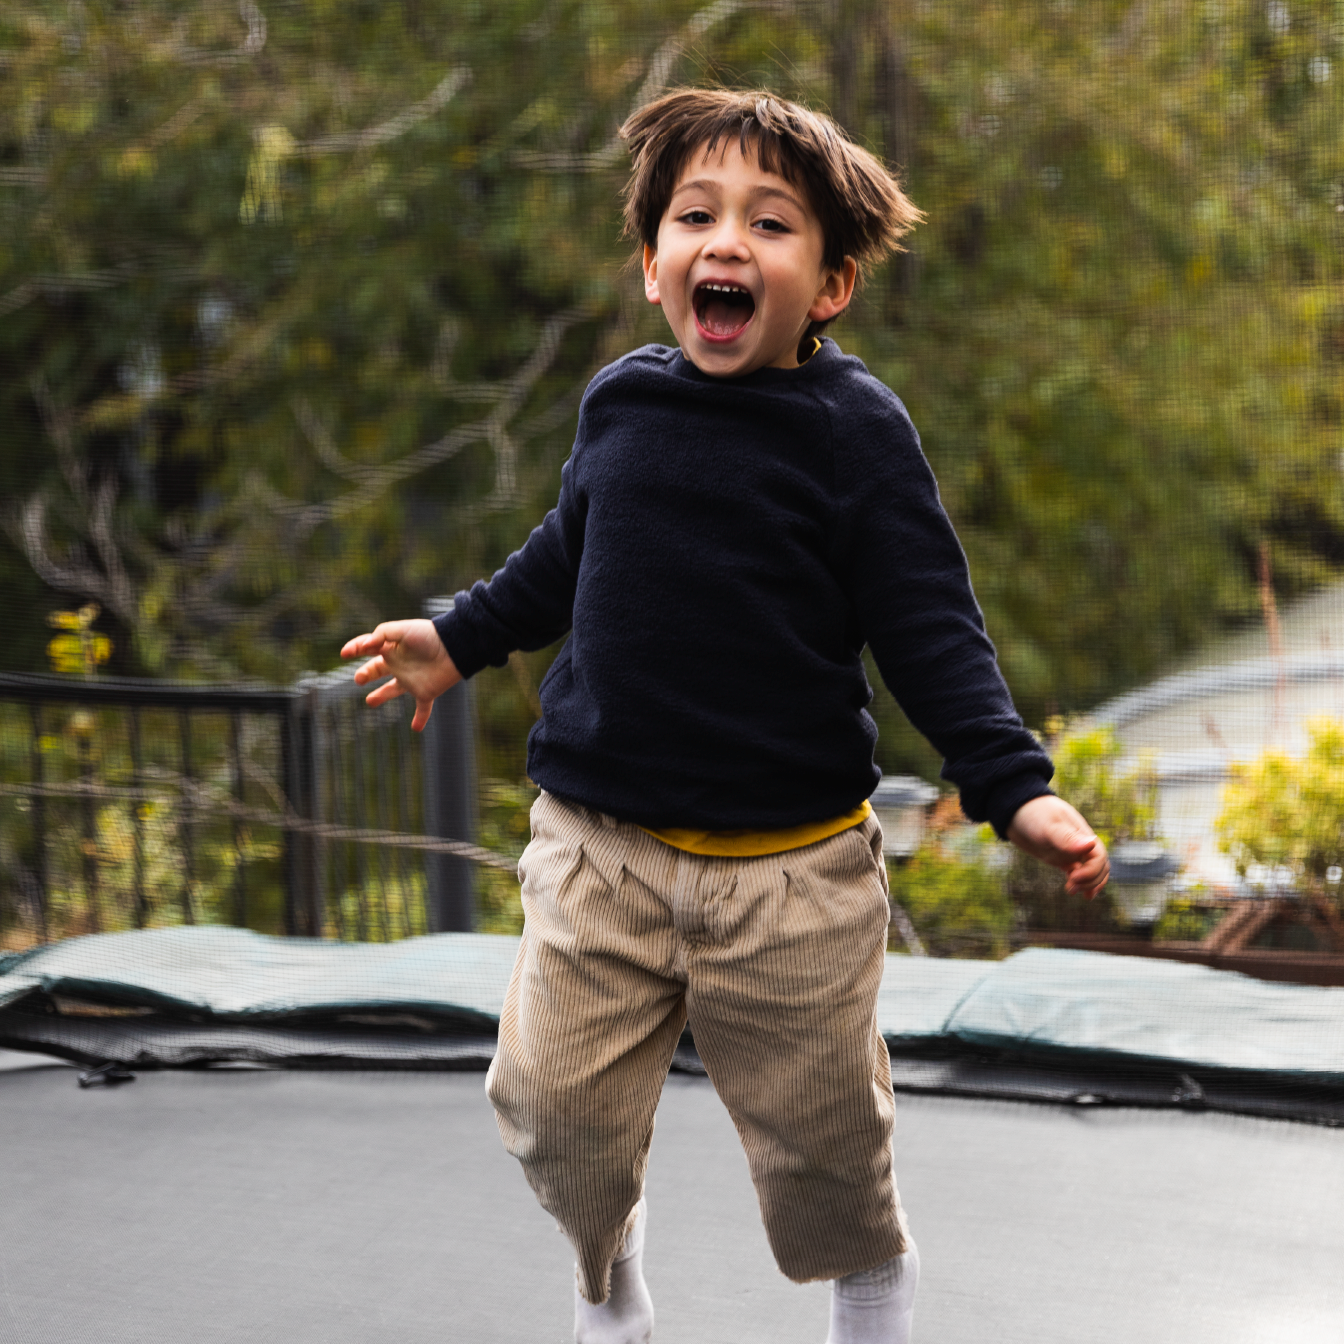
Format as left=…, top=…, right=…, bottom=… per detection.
left=671, top=178, right=807, bottom=211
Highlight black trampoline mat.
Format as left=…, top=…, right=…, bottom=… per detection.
left=3, top=1052, right=1342, bottom=1344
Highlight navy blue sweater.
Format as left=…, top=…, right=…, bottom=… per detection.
left=434, top=340, right=1052, bottom=836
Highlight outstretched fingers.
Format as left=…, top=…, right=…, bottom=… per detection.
left=338, top=618, right=457, bottom=734
left=363, top=674, right=406, bottom=707
left=340, top=631, right=383, bottom=661
left=340, top=620, right=416, bottom=662
left=350, top=654, right=388, bottom=687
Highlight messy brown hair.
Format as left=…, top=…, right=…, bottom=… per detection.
left=619, top=88, right=923, bottom=275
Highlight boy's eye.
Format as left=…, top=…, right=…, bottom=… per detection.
left=756, top=218, right=789, bottom=233
left=681, top=210, right=713, bottom=225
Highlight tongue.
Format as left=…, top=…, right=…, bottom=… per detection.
left=701, top=293, right=752, bottom=337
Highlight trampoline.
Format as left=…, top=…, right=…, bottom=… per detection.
left=4, top=1049, right=1343, bottom=1344
left=4, top=932, right=1344, bottom=1343
left=5, top=5, right=1344, bottom=1341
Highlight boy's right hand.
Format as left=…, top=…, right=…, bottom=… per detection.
left=340, top=620, right=462, bottom=732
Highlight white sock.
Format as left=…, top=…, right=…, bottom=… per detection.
left=574, top=1197, right=654, bottom=1344
left=825, top=1243, right=920, bottom=1344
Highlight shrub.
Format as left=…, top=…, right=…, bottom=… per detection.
left=1009, top=721, right=1157, bottom=932
left=1152, top=892, right=1226, bottom=943
left=1216, top=719, right=1344, bottom=893
left=889, top=840, right=1015, bottom=960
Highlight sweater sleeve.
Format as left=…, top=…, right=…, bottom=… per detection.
left=833, top=380, right=1053, bottom=838
left=432, top=441, right=587, bottom=679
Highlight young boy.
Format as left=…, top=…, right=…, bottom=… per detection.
left=342, top=89, right=1108, bottom=1344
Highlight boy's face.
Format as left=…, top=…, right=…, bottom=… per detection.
left=642, top=140, right=857, bottom=379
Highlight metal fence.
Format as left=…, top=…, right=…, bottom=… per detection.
left=0, top=658, right=482, bottom=950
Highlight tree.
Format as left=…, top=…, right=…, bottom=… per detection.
left=3, top=0, right=1343, bottom=797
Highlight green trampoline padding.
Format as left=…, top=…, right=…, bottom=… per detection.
left=2, top=927, right=1343, bottom=1085
left=944, top=946, right=1344, bottom=1082
left=0, top=926, right=518, bottom=1024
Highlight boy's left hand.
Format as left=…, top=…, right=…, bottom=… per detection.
left=1006, top=795, right=1110, bottom=899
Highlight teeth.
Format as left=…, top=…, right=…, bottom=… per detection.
left=701, top=283, right=748, bottom=294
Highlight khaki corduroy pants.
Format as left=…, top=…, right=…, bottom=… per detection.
left=485, top=791, right=908, bottom=1304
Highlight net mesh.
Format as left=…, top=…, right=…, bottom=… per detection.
left=2, top=0, right=1343, bottom=1119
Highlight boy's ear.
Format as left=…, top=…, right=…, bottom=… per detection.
left=808, top=257, right=858, bottom=324
left=642, top=244, right=662, bottom=306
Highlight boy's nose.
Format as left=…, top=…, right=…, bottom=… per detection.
left=702, top=217, right=751, bottom=260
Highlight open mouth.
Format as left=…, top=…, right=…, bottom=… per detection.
left=694, top=282, right=755, bottom=340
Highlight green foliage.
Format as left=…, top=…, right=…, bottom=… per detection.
left=1216, top=718, right=1344, bottom=883
left=474, top=775, right=536, bottom=935
left=838, top=0, right=1344, bottom=720
left=1152, top=894, right=1226, bottom=944
left=3, top=0, right=1344, bottom=802
left=1049, top=723, right=1158, bottom=848
left=889, top=840, right=1015, bottom=959
left=0, top=792, right=288, bottom=946
left=0, top=699, right=291, bottom=945
left=891, top=714, right=1168, bottom=948
left=1010, top=721, right=1156, bottom=931
left=324, top=875, right=428, bottom=942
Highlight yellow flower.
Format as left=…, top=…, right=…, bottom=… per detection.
left=240, top=125, right=296, bottom=225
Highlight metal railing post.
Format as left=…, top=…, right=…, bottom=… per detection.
left=178, top=708, right=195, bottom=924
left=282, top=693, right=319, bottom=937
left=129, top=706, right=146, bottom=928
left=78, top=718, right=101, bottom=932
left=28, top=702, right=48, bottom=943
left=230, top=709, right=246, bottom=928
left=303, top=690, right=323, bottom=937
left=422, top=597, right=478, bottom=933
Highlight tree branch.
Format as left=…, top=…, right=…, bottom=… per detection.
left=12, top=495, right=118, bottom=616
left=29, top=377, right=90, bottom=508
left=295, top=67, right=472, bottom=156
left=513, top=0, right=748, bottom=172
left=86, top=475, right=139, bottom=625
left=290, top=396, right=363, bottom=481
left=15, top=383, right=141, bottom=634
left=270, top=305, right=588, bottom=531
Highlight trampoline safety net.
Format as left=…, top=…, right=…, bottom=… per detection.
left=2, top=0, right=1344, bottom=1127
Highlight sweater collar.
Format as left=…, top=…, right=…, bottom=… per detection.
left=666, top=338, right=840, bottom=388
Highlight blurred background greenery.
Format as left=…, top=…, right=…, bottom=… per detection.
left=3, top=0, right=1344, bottom=948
